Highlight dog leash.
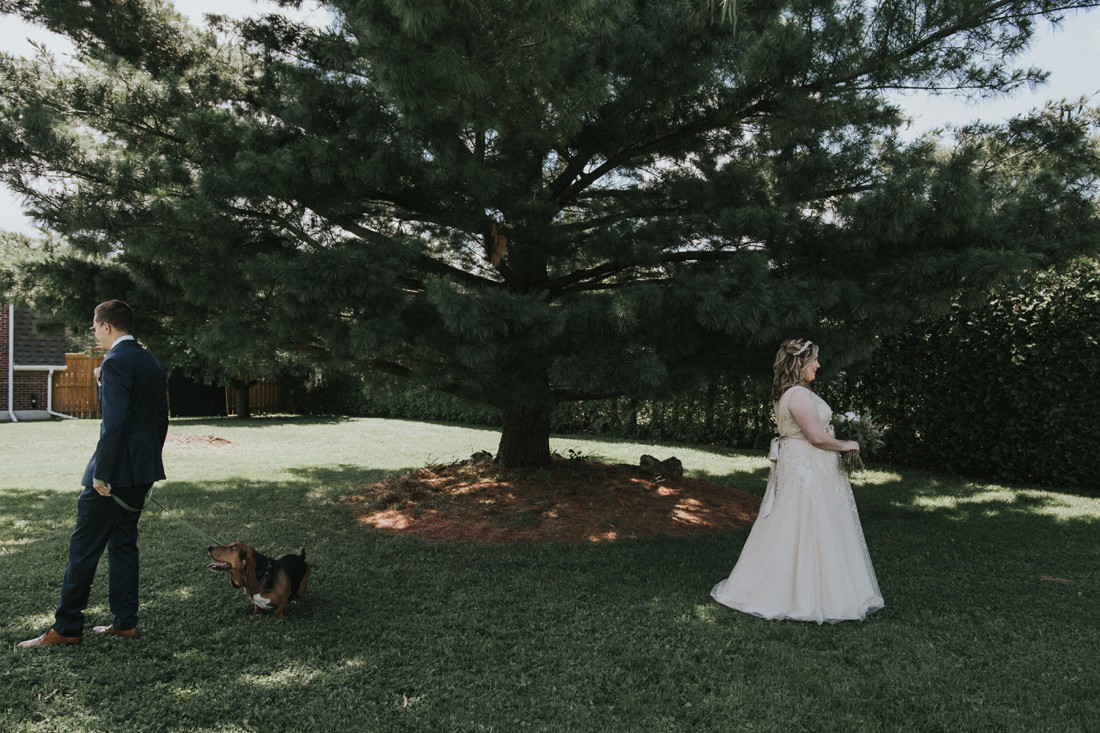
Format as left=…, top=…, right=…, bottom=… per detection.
left=111, top=490, right=225, bottom=546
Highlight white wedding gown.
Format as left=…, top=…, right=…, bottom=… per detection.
left=711, top=386, right=884, bottom=623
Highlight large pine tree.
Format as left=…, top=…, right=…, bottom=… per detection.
left=1, top=0, right=1098, bottom=464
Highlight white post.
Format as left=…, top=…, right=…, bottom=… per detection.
left=6, top=304, right=17, bottom=423
left=46, top=366, right=76, bottom=419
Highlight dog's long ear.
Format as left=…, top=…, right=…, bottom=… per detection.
left=224, top=543, right=246, bottom=587
left=239, top=546, right=252, bottom=570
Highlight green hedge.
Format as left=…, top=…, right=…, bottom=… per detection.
left=551, top=378, right=775, bottom=448
left=827, top=258, right=1100, bottom=490
left=287, top=372, right=775, bottom=447
left=285, top=258, right=1099, bottom=490
left=285, top=371, right=500, bottom=426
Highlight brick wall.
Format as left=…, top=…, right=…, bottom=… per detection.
left=13, top=371, right=51, bottom=410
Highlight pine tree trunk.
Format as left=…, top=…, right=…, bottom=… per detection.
left=496, top=403, right=552, bottom=467
left=232, top=379, right=252, bottom=419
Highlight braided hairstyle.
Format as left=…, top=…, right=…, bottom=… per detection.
left=772, top=338, right=819, bottom=402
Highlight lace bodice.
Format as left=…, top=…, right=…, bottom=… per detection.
left=776, top=386, right=832, bottom=439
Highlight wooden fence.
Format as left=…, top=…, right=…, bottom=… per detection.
left=53, top=352, right=103, bottom=418
left=225, top=379, right=284, bottom=416
left=52, top=353, right=283, bottom=418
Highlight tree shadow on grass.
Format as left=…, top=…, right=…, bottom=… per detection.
left=170, top=414, right=510, bottom=446
left=169, top=414, right=357, bottom=429
left=284, top=463, right=405, bottom=488
left=1, top=470, right=1098, bottom=732
left=691, top=466, right=771, bottom=496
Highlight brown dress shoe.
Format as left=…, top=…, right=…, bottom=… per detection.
left=17, top=629, right=82, bottom=649
left=91, top=625, right=140, bottom=639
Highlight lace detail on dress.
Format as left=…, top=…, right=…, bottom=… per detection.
left=711, top=385, right=883, bottom=623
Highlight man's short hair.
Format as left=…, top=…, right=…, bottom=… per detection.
left=94, top=300, right=134, bottom=334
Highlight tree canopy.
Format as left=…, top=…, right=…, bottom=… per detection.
left=1, top=0, right=1098, bottom=464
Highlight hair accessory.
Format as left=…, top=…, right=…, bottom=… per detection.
left=794, top=340, right=813, bottom=357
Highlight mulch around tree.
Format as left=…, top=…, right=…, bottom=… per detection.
left=342, top=454, right=761, bottom=544
left=165, top=434, right=233, bottom=447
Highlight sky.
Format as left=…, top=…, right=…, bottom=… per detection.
left=1, top=1, right=1098, bottom=237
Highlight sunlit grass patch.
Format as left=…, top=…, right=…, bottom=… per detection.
left=239, top=665, right=324, bottom=688
left=899, top=483, right=1100, bottom=522
left=1, top=416, right=1097, bottom=733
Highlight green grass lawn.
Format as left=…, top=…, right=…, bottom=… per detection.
left=1, top=417, right=1097, bottom=732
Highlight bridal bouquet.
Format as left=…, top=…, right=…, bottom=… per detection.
left=831, top=410, right=886, bottom=473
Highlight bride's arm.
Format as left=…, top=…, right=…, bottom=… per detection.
left=787, top=390, right=859, bottom=453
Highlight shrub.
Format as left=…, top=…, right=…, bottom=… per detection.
left=827, top=257, right=1100, bottom=489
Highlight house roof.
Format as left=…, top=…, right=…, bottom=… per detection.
left=12, top=307, right=67, bottom=367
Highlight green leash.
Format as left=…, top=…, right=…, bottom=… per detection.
left=111, top=489, right=225, bottom=546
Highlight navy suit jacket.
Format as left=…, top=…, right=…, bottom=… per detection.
left=81, top=339, right=169, bottom=488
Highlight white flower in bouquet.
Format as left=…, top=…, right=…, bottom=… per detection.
left=831, top=409, right=886, bottom=473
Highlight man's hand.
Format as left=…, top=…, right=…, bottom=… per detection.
left=92, top=479, right=112, bottom=497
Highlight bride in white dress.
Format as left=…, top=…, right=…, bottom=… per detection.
left=711, top=339, right=884, bottom=623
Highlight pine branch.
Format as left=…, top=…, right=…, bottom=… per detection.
left=547, top=260, right=631, bottom=293
left=551, top=388, right=625, bottom=402
left=553, top=202, right=688, bottom=234
left=222, top=203, right=329, bottom=249
left=322, top=211, right=502, bottom=290
left=551, top=96, right=776, bottom=209
left=548, top=249, right=747, bottom=295
left=366, top=359, right=466, bottom=399
left=663, top=250, right=749, bottom=265
left=548, top=0, right=1097, bottom=213
left=815, top=0, right=1079, bottom=92
left=555, top=277, right=674, bottom=295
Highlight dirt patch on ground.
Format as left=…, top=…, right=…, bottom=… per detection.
left=165, top=434, right=233, bottom=447
left=343, top=455, right=760, bottom=544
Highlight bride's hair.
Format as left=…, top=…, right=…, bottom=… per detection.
left=773, top=338, right=819, bottom=402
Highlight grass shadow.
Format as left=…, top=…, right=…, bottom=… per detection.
left=1, top=455, right=1098, bottom=731
left=169, top=414, right=357, bottom=429
left=690, top=465, right=772, bottom=496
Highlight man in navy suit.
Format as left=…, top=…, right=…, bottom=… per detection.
left=19, top=300, right=168, bottom=648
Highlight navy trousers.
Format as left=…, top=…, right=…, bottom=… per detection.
left=53, top=483, right=152, bottom=636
